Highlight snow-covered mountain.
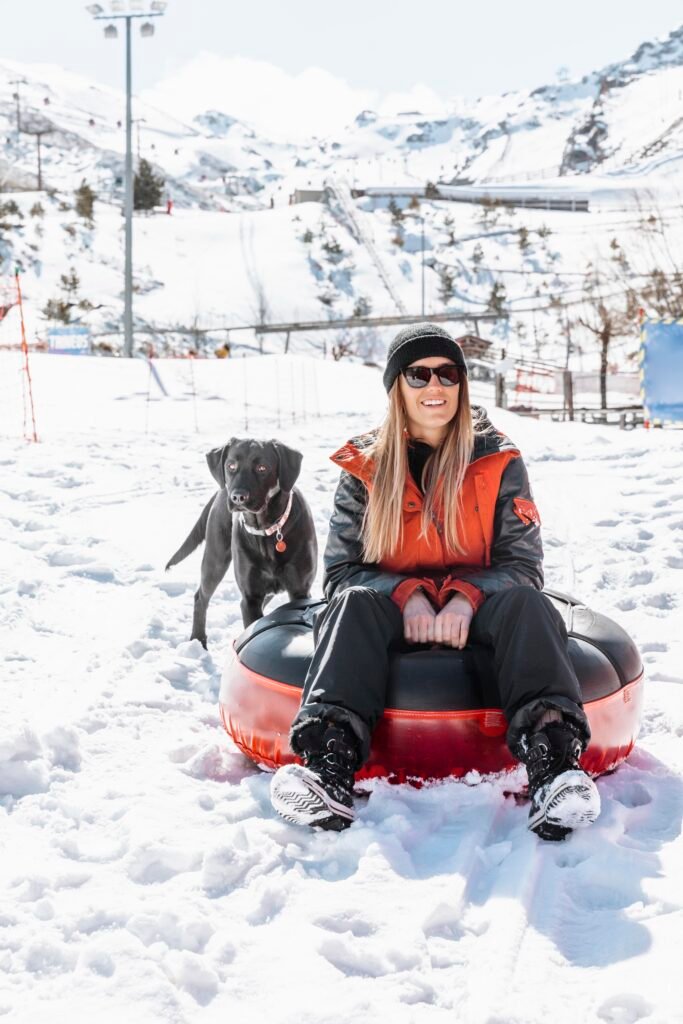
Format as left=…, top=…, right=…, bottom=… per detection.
left=1, top=23, right=682, bottom=366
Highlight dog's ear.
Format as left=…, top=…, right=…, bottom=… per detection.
left=206, top=439, right=236, bottom=488
left=272, top=441, right=303, bottom=492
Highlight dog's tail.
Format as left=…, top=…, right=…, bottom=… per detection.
left=165, top=493, right=217, bottom=570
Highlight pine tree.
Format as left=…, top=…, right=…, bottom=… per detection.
left=437, top=265, right=455, bottom=306
left=75, top=180, right=96, bottom=223
left=388, top=199, right=404, bottom=225
left=60, top=268, right=80, bottom=297
left=352, top=296, right=372, bottom=318
left=134, top=158, right=165, bottom=211
left=487, top=280, right=507, bottom=317
left=471, top=242, right=484, bottom=270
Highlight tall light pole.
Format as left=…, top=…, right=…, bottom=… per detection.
left=85, top=2, right=167, bottom=358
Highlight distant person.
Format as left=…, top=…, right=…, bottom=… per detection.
left=271, top=323, right=600, bottom=841
left=166, top=198, right=173, bottom=215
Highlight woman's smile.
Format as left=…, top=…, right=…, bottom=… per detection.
left=399, top=356, right=459, bottom=444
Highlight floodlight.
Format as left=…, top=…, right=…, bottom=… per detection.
left=130, top=0, right=144, bottom=10
left=140, top=20, right=154, bottom=36
left=110, top=0, right=124, bottom=9
left=104, top=23, right=118, bottom=37
left=86, top=3, right=104, bottom=13
left=150, top=1, right=167, bottom=10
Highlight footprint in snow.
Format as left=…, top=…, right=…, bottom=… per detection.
left=157, top=580, right=192, bottom=597
left=613, top=782, right=652, bottom=809
left=421, top=902, right=467, bottom=942
left=81, top=950, right=116, bottom=977
left=67, top=566, right=119, bottom=584
left=553, top=848, right=590, bottom=870
left=46, top=549, right=96, bottom=567
left=126, top=844, right=202, bottom=885
left=318, top=936, right=418, bottom=978
left=628, top=570, right=653, bottom=586
left=611, top=541, right=649, bottom=554
left=245, top=885, right=287, bottom=926
left=314, top=911, right=377, bottom=937
left=643, top=593, right=676, bottom=611
left=398, top=976, right=437, bottom=1006
left=596, top=993, right=653, bottom=1023
left=571, top=883, right=636, bottom=912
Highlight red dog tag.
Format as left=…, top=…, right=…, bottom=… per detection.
left=275, top=539, right=287, bottom=553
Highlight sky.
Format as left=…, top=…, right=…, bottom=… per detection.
left=2, top=0, right=683, bottom=138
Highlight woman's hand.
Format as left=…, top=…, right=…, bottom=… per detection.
left=434, top=593, right=474, bottom=649
left=403, top=589, right=436, bottom=643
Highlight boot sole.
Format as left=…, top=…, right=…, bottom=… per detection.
left=270, top=764, right=355, bottom=830
left=528, top=770, right=601, bottom=836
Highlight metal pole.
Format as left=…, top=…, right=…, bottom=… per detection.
left=124, top=14, right=134, bottom=358
left=421, top=216, right=425, bottom=317
left=564, top=313, right=572, bottom=370
left=10, top=79, right=25, bottom=139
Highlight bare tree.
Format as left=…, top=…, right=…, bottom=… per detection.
left=619, top=194, right=683, bottom=318
left=239, top=219, right=271, bottom=352
left=577, top=262, right=638, bottom=410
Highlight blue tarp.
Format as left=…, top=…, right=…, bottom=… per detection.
left=641, top=318, right=683, bottom=424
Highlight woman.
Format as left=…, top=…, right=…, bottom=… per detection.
left=270, top=323, right=600, bottom=842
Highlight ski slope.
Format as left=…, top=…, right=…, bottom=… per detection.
left=1, top=352, right=682, bottom=1024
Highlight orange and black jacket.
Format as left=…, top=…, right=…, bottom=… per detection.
left=323, top=407, right=543, bottom=613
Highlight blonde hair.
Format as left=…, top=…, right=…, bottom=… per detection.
left=362, top=374, right=479, bottom=562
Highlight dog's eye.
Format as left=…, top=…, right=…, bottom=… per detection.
left=227, top=462, right=237, bottom=472
left=255, top=464, right=268, bottom=473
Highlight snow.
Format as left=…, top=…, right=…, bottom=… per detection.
left=4, top=19, right=683, bottom=372
left=1, top=351, right=682, bottom=1023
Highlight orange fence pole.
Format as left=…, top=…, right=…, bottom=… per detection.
left=15, top=268, right=38, bottom=443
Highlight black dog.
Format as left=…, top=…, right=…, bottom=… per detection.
left=166, top=438, right=317, bottom=646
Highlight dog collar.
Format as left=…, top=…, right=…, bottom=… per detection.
left=239, top=490, right=293, bottom=553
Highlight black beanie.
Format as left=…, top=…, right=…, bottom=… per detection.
left=383, top=322, right=468, bottom=392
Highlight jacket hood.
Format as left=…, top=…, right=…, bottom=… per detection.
left=331, top=405, right=519, bottom=481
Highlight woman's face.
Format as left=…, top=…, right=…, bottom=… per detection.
left=398, top=356, right=460, bottom=444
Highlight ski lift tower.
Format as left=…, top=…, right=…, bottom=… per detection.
left=20, top=115, right=54, bottom=190
left=85, top=1, right=168, bottom=358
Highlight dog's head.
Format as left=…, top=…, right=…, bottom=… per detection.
left=206, top=438, right=303, bottom=513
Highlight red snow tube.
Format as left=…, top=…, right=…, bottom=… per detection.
left=219, top=590, right=644, bottom=781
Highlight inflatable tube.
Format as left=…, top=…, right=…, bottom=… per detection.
left=219, top=590, right=644, bottom=781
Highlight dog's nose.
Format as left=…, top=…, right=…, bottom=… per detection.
left=230, top=490, right=249, bottom=506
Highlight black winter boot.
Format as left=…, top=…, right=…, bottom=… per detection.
left=270, top=723, right=358, bottom=830
left=518, top=721, right=600, bottom=841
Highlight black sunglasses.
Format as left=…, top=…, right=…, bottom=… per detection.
left=401, top=364, right=464, bottom=388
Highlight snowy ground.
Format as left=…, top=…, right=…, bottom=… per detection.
left=1, top=352, right=682, bottom=1024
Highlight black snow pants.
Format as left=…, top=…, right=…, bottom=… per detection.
left=289, top=584, right=590, bottom=766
